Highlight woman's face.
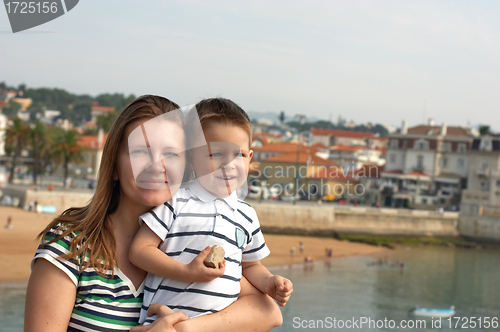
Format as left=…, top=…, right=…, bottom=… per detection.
left=115, top=117, right=186, bottom=210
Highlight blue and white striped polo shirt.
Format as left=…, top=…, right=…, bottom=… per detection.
left=139, top=180, right=270, bottom=323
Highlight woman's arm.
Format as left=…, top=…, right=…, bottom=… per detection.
left=131, top=276, right=282, bottom=332
left=24, top=259, right=77, bottom=332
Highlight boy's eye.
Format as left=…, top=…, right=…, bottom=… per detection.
left=164, top=152, right=179, bottom=158
left=210, top=152, right=223, bottom=158
left=235, top=152, right=244, bottom=157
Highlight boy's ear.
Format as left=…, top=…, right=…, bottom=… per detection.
left=248, top=149, right=253, bottom=160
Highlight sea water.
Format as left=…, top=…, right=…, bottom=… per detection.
left=271, top=246, right=500, bottom=331
left=2, top=246, right=500, bottom=331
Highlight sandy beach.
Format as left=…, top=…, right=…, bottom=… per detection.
left=0, top=206, right=387, bottom=283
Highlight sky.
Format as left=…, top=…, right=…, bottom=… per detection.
left=1, top=0, right=499, bottom=130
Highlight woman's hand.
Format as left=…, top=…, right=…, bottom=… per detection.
left=130, top=304, right=188, bottom=332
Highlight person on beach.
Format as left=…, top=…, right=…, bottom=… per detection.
left=129, top=98, right=293, bottom=324
left=24, top=95, right=282, bottom=332
left=4, top=215, right=13, bottom=230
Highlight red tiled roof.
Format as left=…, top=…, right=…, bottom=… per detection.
left=253, top=132, right=283, bottom=139
left=308, top=168, right=356, bottom=181
left=252, top=137, right=269, bottom=146
left=77, top=133, right=109, bottom=150
left=310, top=128, right=377, bottom=139
left=405, top=171, right=430, bottom=176
left=252, top=142, right=318, bottom=154
left=311, top=142, right=328, bottom=149
left=262, top=152, right=339, bottom=166
left=407, top=125, right=470, bottom=137
left=91, top=105, right=115, bottom=113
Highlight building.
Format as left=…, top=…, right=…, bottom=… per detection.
left=328, top=144, right=386, bottom=170
left=0, top=113, right=7, bottom=156
left=252, top=150, right=356, bottom=200
left=251, top=142, right=320, bottom=162
left=352, top=164, right=385, bottom=206
left=76, top=129, right=107, bottom=177
left=90, top=102, right=115, bottom=122
left=461, top=135, right=500, bottom=216
left=12, top=97, right=32, bottom=111
left=381, top=120, right=474, bottom=209
left=310, top=128, right=384, bottom=147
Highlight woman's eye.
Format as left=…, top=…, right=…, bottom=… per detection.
left=210, top=152, right=223, bottom=158
left=130, top=149, right=148, bottom=155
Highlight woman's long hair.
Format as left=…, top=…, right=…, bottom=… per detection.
left=38, top=95, right=180, bottom=276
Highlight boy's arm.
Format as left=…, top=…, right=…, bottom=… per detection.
left=242, top=260, right=293, bottom=306
left=129, top=223, right=224, bottom=282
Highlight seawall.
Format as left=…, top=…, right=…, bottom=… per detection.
left=253, top=203, right=460, bottom=237
left=458, top=214, right=500, bottom=244
left=3, top=186, right=500, bottom=242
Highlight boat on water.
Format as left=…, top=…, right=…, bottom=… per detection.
left=409, top=306, right=455, bottom=318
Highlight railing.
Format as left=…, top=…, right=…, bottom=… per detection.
left=476, top=168, right=490, bottom=177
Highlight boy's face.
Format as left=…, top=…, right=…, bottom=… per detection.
left=192, top=123, right=253, bottom=198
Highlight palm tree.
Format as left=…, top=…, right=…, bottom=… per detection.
left=50, top=128, right=86, bottom=186
left=5, top=118, right=31, bottom=183
left=29, top=121, right=49, bottom=186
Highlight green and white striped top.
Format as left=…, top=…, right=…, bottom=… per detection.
left=32, top=225, right=144, bottom=331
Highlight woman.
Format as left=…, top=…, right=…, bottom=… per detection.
left=24, top=95, right=282, bottom=331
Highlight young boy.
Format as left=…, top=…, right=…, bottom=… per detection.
left=129, top=98, right=293, bottom=324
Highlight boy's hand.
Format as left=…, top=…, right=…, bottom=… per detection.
left=184, top=246, right=225, bottom=282
left=265, top=275, right=293, bottom=306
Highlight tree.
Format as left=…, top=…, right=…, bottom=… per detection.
left=3, top=100, right=22, bottom=118
left=29, top=121, right=49, bottom=186
left=50, top=129, right=86, bottom=186
left=479, top=125, right=491, bottom=135
left=17, top=83, right=26, bottom=94
left=96, top=111, right=119, bottom=132
left=5, top=118, right=31, bottom=183
left=279, top=111, right=285, bottom=125
left=95, top=93, right=136, bottom=111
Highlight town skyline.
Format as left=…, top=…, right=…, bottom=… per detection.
left=1, top=1, right=499, bottom=130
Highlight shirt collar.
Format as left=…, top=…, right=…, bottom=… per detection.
left=187, top=180, right=239, bottom=210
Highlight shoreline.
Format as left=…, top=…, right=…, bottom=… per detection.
left=0, top=206, right=388, bottom=283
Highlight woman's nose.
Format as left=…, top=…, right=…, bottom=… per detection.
left=146, top=159, right=165, bottom=173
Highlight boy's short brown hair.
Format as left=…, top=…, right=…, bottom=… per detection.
left=195, top=98, right=252, bottom=146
